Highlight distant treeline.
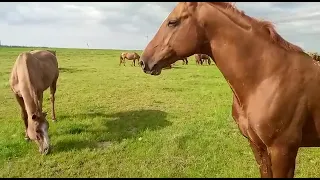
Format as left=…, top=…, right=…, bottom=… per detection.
left=0, top=44, right=141, bottom=51
left=0, top=45, right=49, bottom=48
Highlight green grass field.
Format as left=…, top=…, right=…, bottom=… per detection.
left=0, top=47, right=319, bottom=178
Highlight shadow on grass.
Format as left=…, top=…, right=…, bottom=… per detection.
left=52, top=109, right=171, bottom=153
left=171, top=66, right=186, bottom=69
left=0, top=71, right=10, bottom=77
left=58, top=67, right=84, bottom=73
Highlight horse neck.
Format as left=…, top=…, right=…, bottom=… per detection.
left=19, top=59, right=42, bottom=119
left=20, top=86, right=41, bottom=121
left=202, top=9, right=287, bottom=103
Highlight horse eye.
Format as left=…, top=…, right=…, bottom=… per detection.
left=168, top=19, right=179, bottom=27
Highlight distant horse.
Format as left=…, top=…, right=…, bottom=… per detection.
left=195, top=54, right=212, bottom=65
left=181, top=57, right=188, bottom=65
left=314, top=54, right=320, bottom=61
left=172, top=57, right=189, bottom=66
left=164, top=64, right=172, bottom=69
left=139, top=2, right=318, bottom=178
left=119, top=52, right=140, bottom=66
left=307, top=52, right=320, bottom=61
left=9, top=50, right=59, bottom=155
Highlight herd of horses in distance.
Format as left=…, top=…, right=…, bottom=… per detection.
left=7, top=2, right=320, bottom=178
left=119, top=51, right=214, bottom=67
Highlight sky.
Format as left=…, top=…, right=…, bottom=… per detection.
left=0, top=2, right=320, bottom=52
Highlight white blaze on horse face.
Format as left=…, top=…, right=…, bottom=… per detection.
left=41, top=121, right=50, bottom=151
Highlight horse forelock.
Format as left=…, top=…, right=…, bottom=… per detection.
left=206, top=2, right=304, bottom=53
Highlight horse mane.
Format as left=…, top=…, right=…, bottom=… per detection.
left=207, top=2, right=304, bottom=53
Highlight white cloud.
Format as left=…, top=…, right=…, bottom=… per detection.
left=0, top=2, right=319, bottom=51
left=231, top=2, right=320, bottom=52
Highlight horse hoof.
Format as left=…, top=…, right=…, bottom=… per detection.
left=52, top=119, right=57, bottom=122
left=24, top=137, right=30, bottom=141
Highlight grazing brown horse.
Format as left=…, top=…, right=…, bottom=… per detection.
left=119, top=52, right=140, bottom=66
left=307, top=52, right=320, bottom=61
left=9, top=50, right=59, bottom=154
left=195, top=54, right=212, bottom=65
left=139, top=2, right=319, bottom=178
left=173, top=57, right=188, bottom=66
left=181, top=57, right=188, bottom=65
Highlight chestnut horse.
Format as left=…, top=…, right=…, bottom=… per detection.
left=173, top=57, right=189, bottom=66
left=9, top=50, right=59, bottom=154
left=307, top=52, right=320, bottom=61
left=195, top=54, right=212, bottom=65
left=139, top=2, right=318, bottom=178
left=119, top=52, right=140, bottom=66
left=181, top=57, right=188, bottom=65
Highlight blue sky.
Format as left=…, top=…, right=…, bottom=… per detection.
left=0, top=2, right=319, bottom=52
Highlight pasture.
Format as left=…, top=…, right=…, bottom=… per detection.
left=0, top=47, right=319, bottom=178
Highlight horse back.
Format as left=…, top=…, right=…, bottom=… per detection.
left=30, top=50, right=59, bottom=74
left=10, top=52, right=40, bottom=95
left=201, top=54, right=210, bottom=59
left=123, top=52, right=140, bottom=60
left=33, top=51, right=59, bottom=87
left=14, top=50, right=58, bottom=92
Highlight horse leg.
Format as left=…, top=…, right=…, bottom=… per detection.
left=50, top=78, right=57, bottom=122
left=232, top=96, right=272, bottom=178
left=14, top=94, right=29, bottom=141
left=269, top=144, right=299, bottom=178
left=185, top=58, right=188, bottom=65
left=249, top=140, right=272, bottom=178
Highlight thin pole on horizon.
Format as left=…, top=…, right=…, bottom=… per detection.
left=144, top=35, right=149, bottom=50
